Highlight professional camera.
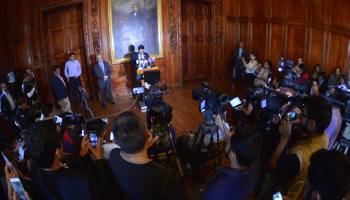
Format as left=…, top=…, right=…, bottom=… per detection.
left=277, top=58, right=294, bottom=73
left=54, top=113, right=84, bottom=128
left=192, top=82, right=230, bottom=116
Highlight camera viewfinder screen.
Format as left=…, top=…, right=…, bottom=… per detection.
left=229, top=97, right=242, bottom=108
left=133, top=87, right=145, bottom=95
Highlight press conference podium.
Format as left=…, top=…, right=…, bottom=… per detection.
left=136, top=66, right=160, bottom=86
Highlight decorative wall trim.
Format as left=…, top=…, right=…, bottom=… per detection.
left=214, top=0, right=224, bottom=77
left=91, top=0, right=101, bottom=55
left=169, top=0, right=177, bottom=50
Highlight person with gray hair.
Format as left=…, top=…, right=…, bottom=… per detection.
left=93, top=54, right=115, bottom=108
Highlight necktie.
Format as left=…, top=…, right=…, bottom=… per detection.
left=99, top=61, right=105, bottom=76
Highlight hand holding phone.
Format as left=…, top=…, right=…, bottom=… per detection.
left=10, top=178, right=30, bottom=200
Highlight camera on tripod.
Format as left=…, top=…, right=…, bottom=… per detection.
left=192, top=82, right=230, bottom=118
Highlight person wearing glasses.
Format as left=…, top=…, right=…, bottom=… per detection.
left=260, top=95, right=332, bottom=200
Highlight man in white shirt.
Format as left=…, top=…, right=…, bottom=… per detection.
left=64, top=53, right=82, bottom=105
left=0, top=83, right=16, bottom=119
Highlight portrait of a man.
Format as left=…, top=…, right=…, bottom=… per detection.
left=109, top=0, right=163, bottom=63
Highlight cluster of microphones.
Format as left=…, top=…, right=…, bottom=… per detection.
left=136, top=57, right=156, bottom=69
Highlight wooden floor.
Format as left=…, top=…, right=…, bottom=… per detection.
left=75, top=79, right=247, bottom=199
left=81, top=79, right=246, bottom=135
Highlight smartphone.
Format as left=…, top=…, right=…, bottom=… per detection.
left=229, top=97, right=242, bottom=108
left=261, top=99, right=267, bottom=109
left=54, top=116, right=63, bottom=125
left=80, top=130, right=85, bottom=137
left=88, top=131, right=98, bottom=148
left=18, top=145, right=25, bottom=161
left=10, top=178, right=30, bottom=200
left=200, top=100, right=206, bottom=112
left=273, top=191, right=283, bottom=200
left=110, top=131, right=114, bottom=141
left=287, top=111, right=298, bottom=121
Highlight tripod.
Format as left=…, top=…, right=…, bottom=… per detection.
left=79, top=87, right=94, bottom=121
left=191, top=111, right=226, bottom=195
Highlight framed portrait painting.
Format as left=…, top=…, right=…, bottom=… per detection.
left=108, top=0, right=163, bottom=64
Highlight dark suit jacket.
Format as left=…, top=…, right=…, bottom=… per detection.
left=318, top=80, right=328, bottom=95
left=0, top=92, right=14, bottom=118
left=233, top=48, right=248, bottom=64
left=51, top=75, right=68, bottom=100
left=130, top=52, right=150, bottom=70
left=93, top=61, right=112, bottom=89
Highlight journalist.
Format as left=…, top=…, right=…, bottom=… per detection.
left=109, top=111, right=183, bottom=200
left=305, top=149, right=350, bottom=200
left=264, top=95, right=332, bottom=200
left=205, top=127, right=262, bottom=200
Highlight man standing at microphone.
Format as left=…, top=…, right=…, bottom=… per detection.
left=64, top=52, right=82, bottom=105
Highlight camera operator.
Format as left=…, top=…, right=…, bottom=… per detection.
left=263, top=95, right=332, bottom=200
left=254, top=60, right=272, bottom=87
left=22, top=69, right=39, bottom=106
left=109, top=111, right=183, bottom=200
left=205, top=126, right=262, bottom=200
left=305, top=149, right=350, bottom=200
left=233, top=92, right=260, bottom=126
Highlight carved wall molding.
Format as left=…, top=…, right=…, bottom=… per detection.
left=169, top=0, right=177, bottom=50
left=91, top=0, right=101, bottom=55
left=214, top=0, right=224, bottom=75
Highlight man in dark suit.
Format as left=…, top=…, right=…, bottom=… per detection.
left=94, top=54, right=115, bottom=108
left=0, top=82, right=16, bottom=120
left=51, top=65, right=72, bottom=113
left=130, top=45, right=150, bottom=86
left=233, top=42, right=248, bottom=80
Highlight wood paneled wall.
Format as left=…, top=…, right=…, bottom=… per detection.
left=223, top=0, right=350, bottom=76
left=0, top=0, right=183, bottom=102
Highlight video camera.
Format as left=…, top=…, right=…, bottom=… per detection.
left=54, top=113, right=84, bottom=127
left=277, top=58, right=294, bottom=73
left=192, top=82, right=230, bottom=116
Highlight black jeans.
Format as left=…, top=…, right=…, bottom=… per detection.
left=69, top=77, right=82, bottom=105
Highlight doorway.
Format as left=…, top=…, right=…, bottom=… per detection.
left=181, top=1, right=213, bottom=81
left=44, top=4, right=91, bottom=95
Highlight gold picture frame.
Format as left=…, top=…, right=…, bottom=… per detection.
left=108, top=0, right=163, bottom=64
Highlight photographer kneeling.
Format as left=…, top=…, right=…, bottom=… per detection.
left=261, top=95, right=332, bottom=200
left=109, top=111, right=183, bottom=200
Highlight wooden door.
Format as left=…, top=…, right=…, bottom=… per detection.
left=45, top=5, right=91, bottom=95
left=181, top=1, right=213, bottom=81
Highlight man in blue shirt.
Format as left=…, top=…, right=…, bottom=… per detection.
left=64, top=52, right=82, bottom=105
left=205, top=127, right=262, bottom=200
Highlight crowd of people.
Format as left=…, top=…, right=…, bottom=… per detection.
left=0, top=45, right=349, bottom=200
